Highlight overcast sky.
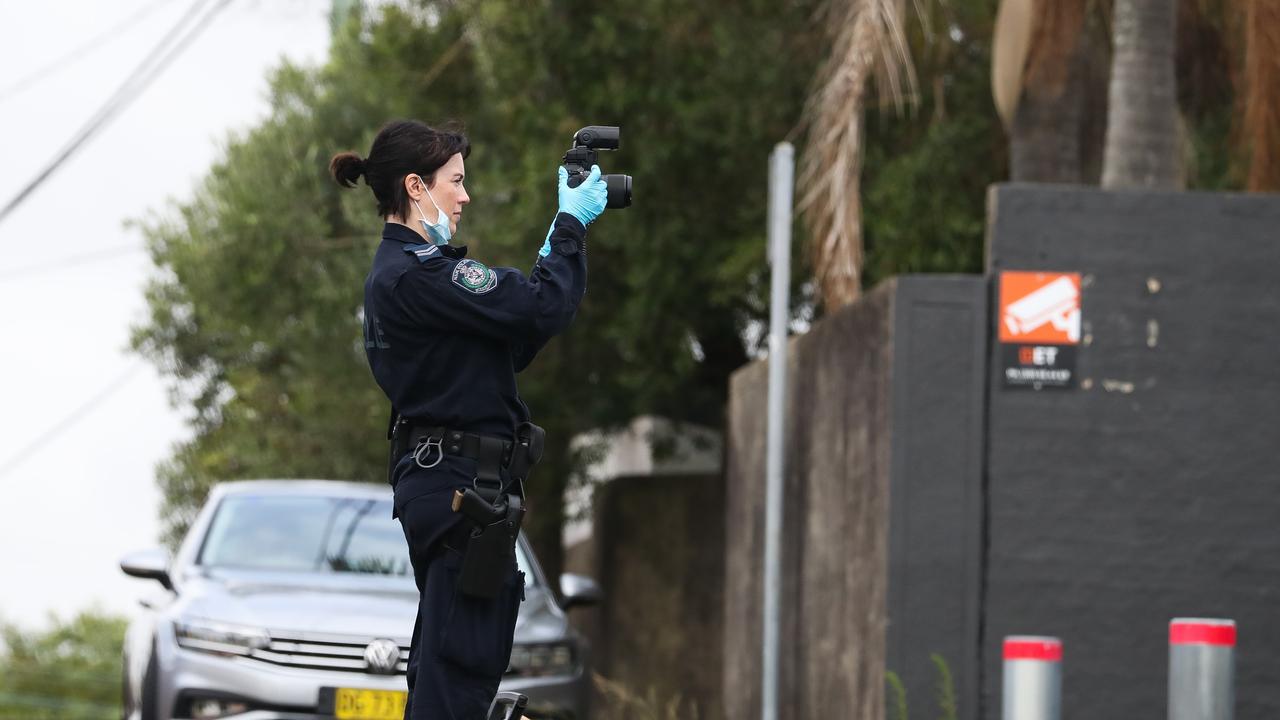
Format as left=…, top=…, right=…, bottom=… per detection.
left=0, top=0, right=332, bottom=630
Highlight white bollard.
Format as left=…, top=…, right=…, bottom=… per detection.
left=1002, top=636, right=1062, bottom=720
left=1169, top=618, right=1235, bottom=720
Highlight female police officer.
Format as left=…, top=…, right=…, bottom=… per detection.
left=330, top=119, right=607, bottom=719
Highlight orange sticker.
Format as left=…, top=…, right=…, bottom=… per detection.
left=998, top=271, right=1081, bottom=345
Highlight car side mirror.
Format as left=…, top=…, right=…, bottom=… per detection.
left=120, top=548, right=174, bottom=591
left=558, top=573, right=601, bottom=610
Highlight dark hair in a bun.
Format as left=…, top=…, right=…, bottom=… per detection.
left=329, top=119, right=470, bottom=219
left=329, top=152, right=366, bottom=188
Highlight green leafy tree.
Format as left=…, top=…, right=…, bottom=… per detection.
left=861, top=1, right=1006, bottom=286
left=134, top=4, right=484, bottom=547
left=0, top=611, right=127, bottom=720
left=459, top=0, right=831, bottom=572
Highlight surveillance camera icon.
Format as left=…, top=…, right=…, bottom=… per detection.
left=1003, top=277, right=1080, bottom=343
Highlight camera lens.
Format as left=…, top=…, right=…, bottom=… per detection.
left=605, top=174, right=632, bottom=209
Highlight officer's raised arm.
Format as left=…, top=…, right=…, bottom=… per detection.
left=391, top=165, right=605, bottom=344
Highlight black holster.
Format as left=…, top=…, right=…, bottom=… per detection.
left=454, top=490, right=524, bottom=599
left=453, top=421, right=545, bottom=599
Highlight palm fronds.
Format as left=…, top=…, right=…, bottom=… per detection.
left=799, top=0, right=920, bottom=310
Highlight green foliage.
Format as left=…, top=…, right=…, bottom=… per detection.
left=861, top=4, right=1005, bottom=289
left=886, top=670, right=910, bottom=720
left=0, top=610, right=127, bottom=719
left=131, top=0, right=828, bottom=568
left=884, top=653, right=960, bottom=720
left=931, top=653, right=958, bottom=720
left=463, top=0, right=830, bottom=566
left=133, top=3, right=497, bottom=547
left=1186, top=105, right=1238, bottom=191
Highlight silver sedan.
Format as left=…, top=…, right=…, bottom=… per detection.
left=119, top=480, right=600, bottom=720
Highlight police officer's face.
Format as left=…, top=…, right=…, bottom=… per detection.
left=410, top=153, right=470, bottom=235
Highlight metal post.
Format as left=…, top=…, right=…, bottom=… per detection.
left=762, top=141, right=793, bottom=720
left=1169, top=618, right=1235, bottom=720
left=1002, top=636, right=1062, bottom=720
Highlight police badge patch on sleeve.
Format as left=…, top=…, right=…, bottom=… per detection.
left=452, top=259, right=498, bottom=294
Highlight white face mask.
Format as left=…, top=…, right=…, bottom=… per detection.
left=412, top=175, right=451, bottom=246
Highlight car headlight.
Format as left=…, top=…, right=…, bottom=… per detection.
left=508, top=642, right=577, bottom=677
left=173, top=617, right=270, bottom=656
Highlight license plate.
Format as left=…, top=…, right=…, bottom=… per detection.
left=332, top=688, right=407, bottom=720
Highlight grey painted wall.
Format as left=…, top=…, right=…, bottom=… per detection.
left=886, top=277, right=988, bottom=720
left=983, top=184, right=1280, bottom=718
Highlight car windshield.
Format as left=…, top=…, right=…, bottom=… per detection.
left=198, top=494, right=410, bottom=575
left=196, top=492, right=533, bottom=580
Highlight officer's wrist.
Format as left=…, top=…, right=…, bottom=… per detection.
left=553, top=212, right=587, bottom=234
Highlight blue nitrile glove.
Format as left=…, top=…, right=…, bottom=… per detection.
left=541, top=164, right=608, bottom=256
left=558, top=164, right=607, bottom=226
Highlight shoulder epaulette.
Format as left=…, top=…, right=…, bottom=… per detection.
left=402, top=243, right=445, bottom=263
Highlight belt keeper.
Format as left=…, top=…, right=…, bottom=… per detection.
left=476, top=435, right=505, bottom=483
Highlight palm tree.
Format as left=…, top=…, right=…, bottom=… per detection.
left=999, top=0, right=1278, bottom=192
left=1102, top=0, right=1183, bottom=188
left=801, top=0, right=1274, bottom=311
left=798, top=0, right=919, bottom=310
left=993, top=0, right=1108, bottom=183
left=1243, top=0, right=1280, bottom=191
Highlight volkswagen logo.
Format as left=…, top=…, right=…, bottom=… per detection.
left=363, top=638, right=402, bottom=675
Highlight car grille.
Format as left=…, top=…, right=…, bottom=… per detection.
left=246, top=630, right=410, bottom=675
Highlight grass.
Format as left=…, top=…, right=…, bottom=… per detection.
left=592, top=673, right=700, bottom=720
left=885, top=653, right=958, bottom=720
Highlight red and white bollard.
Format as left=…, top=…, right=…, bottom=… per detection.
left=1002, top=636, right=1062, bottom=720
left=1169, top=618, right=1236, bottom=720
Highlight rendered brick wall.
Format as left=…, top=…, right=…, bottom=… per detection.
left=982, top=184, right=1280, bottom=718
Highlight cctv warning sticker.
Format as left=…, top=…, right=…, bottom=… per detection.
left=998, top=271, right=1081, bottom=390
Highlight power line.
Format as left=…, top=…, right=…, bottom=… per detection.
left=0, top=232, right=376, bottom=280
left=0, top=0, right=234, bottom=227
left=0, top=244, right=145, bottom=280
left=0, top=0, right=171, bottom=103
left=0, top=363, right=145, bottom=480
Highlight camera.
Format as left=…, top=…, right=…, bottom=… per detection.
left=563, top=125, right=633, bottom=208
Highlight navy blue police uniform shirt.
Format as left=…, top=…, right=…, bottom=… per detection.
left=363, top=212, right=588, bottom=440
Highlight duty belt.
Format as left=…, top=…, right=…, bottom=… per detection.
left=394, top=422, right=514, bottom=489
left=387, top=413, right=547, bottom=600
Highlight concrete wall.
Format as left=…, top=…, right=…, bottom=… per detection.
left=724, top=281, right=893, bottom=720
left=723, top=276, right=988, bottom=719
left=563, top=473, right=724, bottom=718
left=563, top=416, right=722, bottom=549
left=982, top=185, right=1280, bottom=718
